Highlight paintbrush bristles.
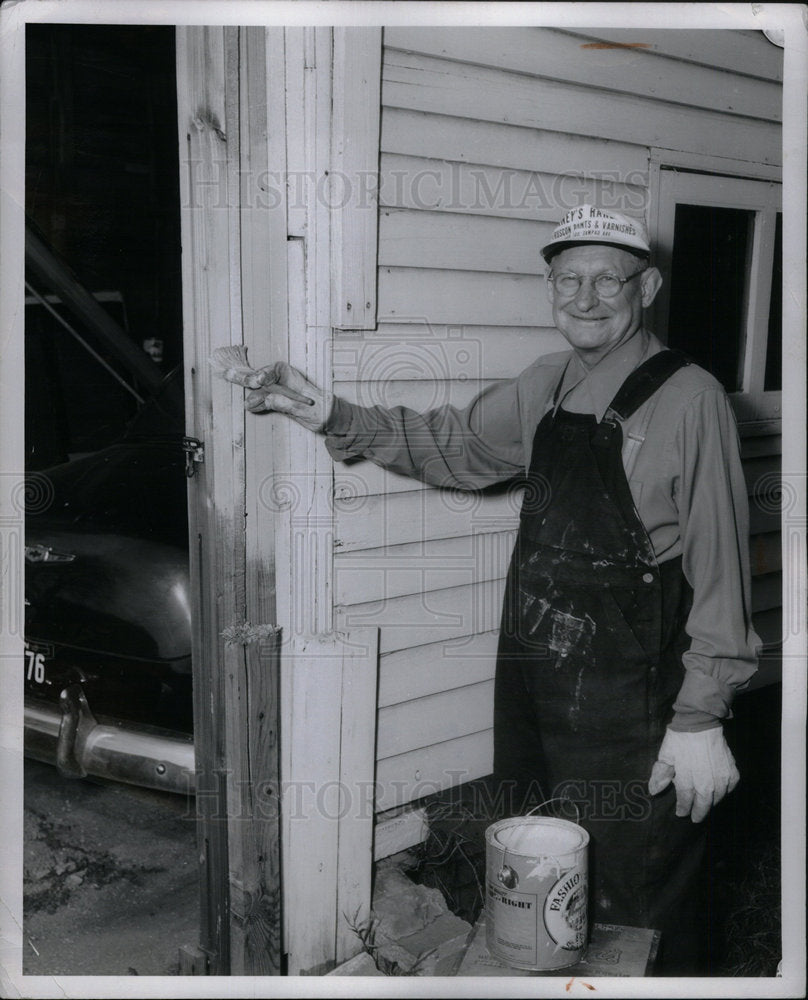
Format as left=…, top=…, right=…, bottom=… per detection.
left=208, top=345, right=265, bottom=388
left=210, top=344, right=250, bottom=369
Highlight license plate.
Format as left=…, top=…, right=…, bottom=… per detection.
left=24, top=643, right=52, bottom=688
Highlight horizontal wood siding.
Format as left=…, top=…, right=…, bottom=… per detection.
left=378, top=633, right=499, bottom=707
left=746, top=431, right=783, bottom=658
left=380, top=110, right=651, bottom=180
left=377, top=681, right=493, bottom=759
left=375, top=731, right=494, bottom=812
left=384, top=28, right=781, bottom=121
left=378, top=153, right=647, bottom=223
left=563, top=29, right=783, bottom=82
left=332, top=28, right=782, bottom=815
left=335, top=489, right=521, bottom=552
left=381, top=50, right=780, bottom=166
left=378, top=267, right=549, bottom=327
left=334, top=326, right=568, bottom=382
left=379, top=208, right=551, bottom=273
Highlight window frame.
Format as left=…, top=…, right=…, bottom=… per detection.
left=649, top=156, right=782, bottom=426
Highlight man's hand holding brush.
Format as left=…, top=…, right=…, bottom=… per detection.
left=209, top=347, right=333, bottom=433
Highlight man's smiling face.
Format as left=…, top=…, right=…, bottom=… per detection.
left=546, top=245, right=662, bottom=367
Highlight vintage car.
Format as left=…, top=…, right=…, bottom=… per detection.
left=24, top=394, right=196, bottom=794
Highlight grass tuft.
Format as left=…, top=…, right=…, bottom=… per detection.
left=723, top=841, right=781, bottom=977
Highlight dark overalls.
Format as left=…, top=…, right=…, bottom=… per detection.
left=493, top=350, right=707, bottom=971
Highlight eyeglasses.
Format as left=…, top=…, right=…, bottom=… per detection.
left=547, top=267, right=648, bottom=299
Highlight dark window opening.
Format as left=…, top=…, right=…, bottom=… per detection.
left=666, top=204, right=752, bottom=394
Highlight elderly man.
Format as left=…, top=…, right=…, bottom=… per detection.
left=246, top=205, right=760, bottom=972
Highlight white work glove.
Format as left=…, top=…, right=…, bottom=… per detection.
left=648, top=726, right=740, bottom=823
left=245, top=362, right=333, bottom=434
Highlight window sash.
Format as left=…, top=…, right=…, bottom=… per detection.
left=653, top=169, right=781, bottom=396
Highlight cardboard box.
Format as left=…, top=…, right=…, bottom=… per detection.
left=456, top=917, right=660, bottom=977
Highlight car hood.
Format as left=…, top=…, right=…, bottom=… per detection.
left=26, top=528, right=191, bottom=661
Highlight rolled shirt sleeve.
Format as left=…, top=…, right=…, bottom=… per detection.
left=323, top=379, right=527, bottom=490
left=669, top=387, right=762, bottom=731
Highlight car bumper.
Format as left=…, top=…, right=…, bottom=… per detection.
left=25, top=685, right=196, bottom=795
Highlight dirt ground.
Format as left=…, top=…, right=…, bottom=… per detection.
left=23, top=759, right=199, bottom=977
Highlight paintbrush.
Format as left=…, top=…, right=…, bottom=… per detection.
left=208, top=346, right=315, bottom=405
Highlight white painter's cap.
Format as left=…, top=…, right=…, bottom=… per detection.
left=541, top=205, right=651, bottom=262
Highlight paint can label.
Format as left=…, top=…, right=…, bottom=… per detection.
left=486, top=882, right=539, bottom=966
left=543, top=865, right=587, bottom=950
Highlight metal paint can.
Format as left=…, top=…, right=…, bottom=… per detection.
left=485, top=815, right=589, bottom=970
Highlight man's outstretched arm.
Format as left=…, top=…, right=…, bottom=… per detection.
left=245, top=360, right=527, bottom=490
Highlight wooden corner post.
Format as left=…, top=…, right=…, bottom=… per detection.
left=176, top=25, right=282, bottom=975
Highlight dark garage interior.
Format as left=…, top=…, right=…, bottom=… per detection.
left=25, top=23, right=183, bottom=466
left=23, top=24, right=199, bottom=977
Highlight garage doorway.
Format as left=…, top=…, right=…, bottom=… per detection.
left=23, top=24, right=198, bottom=976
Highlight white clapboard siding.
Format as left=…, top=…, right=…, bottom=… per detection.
left=336, top=530, right=516, bottom=601
left=381, top=107, right=651, bottom=181
left=382, top=51, right=781, bottom=166
left=375, top=730, right=494, bottom=812
left=336, top=530, right=513, bottom=566
left=334, top=453, right=511, bottom=504
left=348, top=31, right=784, bottom=820
left=379, top=208, right=549, bottom=274
left=377, top=681, right=494, bottom=759
left=337, top=378, right=494, bottom=412
left=379, top=153, right=647, bottom=223
left=334, top=325, right=568, bottom=381
left=378, top=267, right=547, bottom=327
left=337, top=564, right=482, bottom=610
left=335, top=462, right=430, bottom=501
left=384, top=27, right=781, bottom=122
left=337, top=578, right=507, bottom=656
left=335, top=487, right=521, bottom=553
left=378, top=632, right=499, bottom=708
left=335, top=530, right=516, bottom=605
left=565, top=29, right=783, bottom=83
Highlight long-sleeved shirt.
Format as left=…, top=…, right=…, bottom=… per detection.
left=324, top=330, right=761, bottom=731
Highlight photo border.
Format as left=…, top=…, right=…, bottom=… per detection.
left=1, top=3, right=805, bottom=998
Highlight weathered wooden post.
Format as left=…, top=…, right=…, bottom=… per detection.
left=176, top=25, right=282, bottom=974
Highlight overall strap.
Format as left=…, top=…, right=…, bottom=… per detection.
left=604, top=349, right=690, bottom=480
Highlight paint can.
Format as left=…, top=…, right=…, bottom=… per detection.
left=485, top=814, right=589, bottom=970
